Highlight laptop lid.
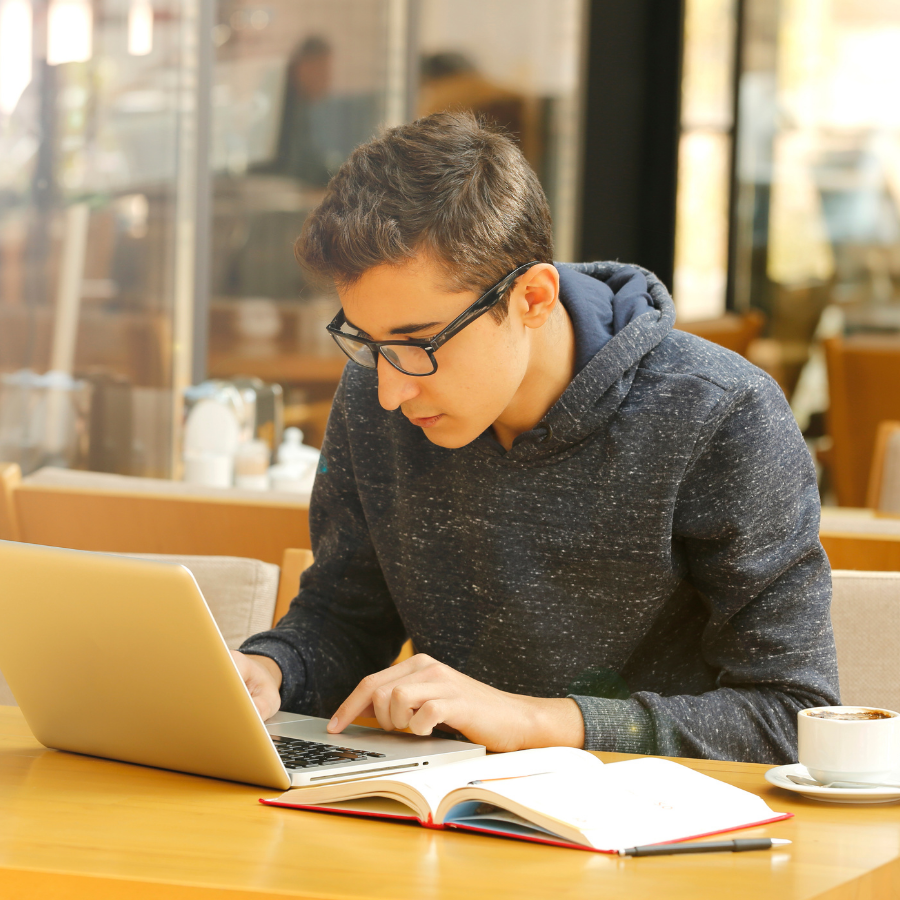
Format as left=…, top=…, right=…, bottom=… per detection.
left=0, top=540, right=291, bottom=790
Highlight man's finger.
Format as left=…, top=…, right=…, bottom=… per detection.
left=327, top=672, right=396, bottom=732
left=388, top=682, right=445, bottom=730
left=327, top=655, right=437, bottom=732
left=408, top=698, right=450, bottom=736
left=331, top=669, right=415, bottom=732
left=370, top=684, right=398, bottom=732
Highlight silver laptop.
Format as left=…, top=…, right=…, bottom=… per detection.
left=0, top=540, right=484, bottom=790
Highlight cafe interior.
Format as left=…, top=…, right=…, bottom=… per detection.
left=0, top=0, right=899, bottom=897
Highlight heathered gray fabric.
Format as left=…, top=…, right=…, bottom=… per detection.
left=240, top=261, right=839, bottom=764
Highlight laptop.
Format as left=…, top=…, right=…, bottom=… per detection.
left=0, top=541, right=484, bottom=789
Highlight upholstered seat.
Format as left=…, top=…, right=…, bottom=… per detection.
left=124, top=554, right=280, bottom=650
left=831, top=570, right=900, bottom=713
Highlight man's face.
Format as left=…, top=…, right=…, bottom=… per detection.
left=338, top=257, right=534, bottom=449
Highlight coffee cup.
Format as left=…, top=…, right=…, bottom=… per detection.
left=797, top=706, right=900, bottom=785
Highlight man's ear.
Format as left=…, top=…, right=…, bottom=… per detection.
left=513, top=263, right=561, bottom=330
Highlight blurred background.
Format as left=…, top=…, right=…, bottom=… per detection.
left=1, top=0, right=899, bottom=509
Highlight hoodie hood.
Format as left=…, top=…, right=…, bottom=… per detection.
left=473, top=261, right=676, bottom=464
left=559, top=262, right=657, bottom=373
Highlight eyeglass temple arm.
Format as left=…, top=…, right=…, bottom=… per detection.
left=428, top=262, right=539, bottom=351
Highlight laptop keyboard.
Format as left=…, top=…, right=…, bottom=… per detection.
left=271, top=734, right=387, bottom=769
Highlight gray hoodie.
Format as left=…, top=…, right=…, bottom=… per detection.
left=240, top=261, right=839, bottom=763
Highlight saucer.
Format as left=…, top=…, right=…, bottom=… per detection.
left=765, top=764, right=900, bottom=804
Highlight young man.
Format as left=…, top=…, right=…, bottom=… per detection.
left=234, top=112, right=839, bottom=763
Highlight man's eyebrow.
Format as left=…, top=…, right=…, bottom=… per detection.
left=344, top=315, right=443, bottom=336
left=387, top=321, right=443, bottom=336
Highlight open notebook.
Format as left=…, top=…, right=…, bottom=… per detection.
left=261, top=747, right=790, bottom=852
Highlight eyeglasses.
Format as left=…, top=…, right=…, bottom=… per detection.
left=326, top=261, right=540, bottom=376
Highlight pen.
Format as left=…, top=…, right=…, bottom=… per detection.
left=467, top=772, right=552, bottom=786
left=619, top=838, right=791, bottom=857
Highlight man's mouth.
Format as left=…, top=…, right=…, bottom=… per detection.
left=407, top=414, right=444, bottom=428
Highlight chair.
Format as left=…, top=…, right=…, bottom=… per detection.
left=675, top=310, right=765, bottom=358
left=818, top=420, right=900, bottom=571
left=0, top=463, right=19, bottom=542
left=866, top=420, right=900, bottom=515
left=1, top=464, right=310, bottom=564
left=0, top=547, right=314, bottom=707
left=823, top=336, right=900, bottom=507
left=820, top=508, right=900, bottom=571
left=830, top=570, right=900, bottom=713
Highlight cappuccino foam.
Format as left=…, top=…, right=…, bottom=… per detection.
left=806, top=709, right=894, bottom=721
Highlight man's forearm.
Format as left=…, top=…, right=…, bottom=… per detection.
left=524, top=697, right=585, bottom=749
left=237, top=635, right=306, bottom=706
left=245, top=654, right=283, bottom=690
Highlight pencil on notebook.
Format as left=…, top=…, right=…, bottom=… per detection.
left=467, top=772, right=552, bottom=786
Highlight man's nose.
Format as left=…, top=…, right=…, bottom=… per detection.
left=377, top=356, right=420, bottom=410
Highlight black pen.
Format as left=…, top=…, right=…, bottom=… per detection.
left=619, top=838, right=791, bottom=857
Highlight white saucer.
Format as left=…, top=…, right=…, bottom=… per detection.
left=765, top=763, right=900, bottom=804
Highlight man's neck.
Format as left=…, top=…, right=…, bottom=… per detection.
left=491, top=305, right=576, bottom=451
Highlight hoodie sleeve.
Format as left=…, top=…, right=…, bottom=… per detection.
left=238, top=375, right=407, bottom=716
left=571, top=370, right=839, bottom=763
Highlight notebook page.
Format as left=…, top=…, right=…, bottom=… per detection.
left=384, top=746, right=603, bottom=818
left=445, top=803, right=566, bottom=841
left=480, top=757, right=783, bottom=851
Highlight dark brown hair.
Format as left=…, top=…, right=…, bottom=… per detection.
left=295, top=110, right=554, bottom=320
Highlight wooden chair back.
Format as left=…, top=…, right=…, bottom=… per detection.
left=0, top=463, right=21, bottom=542
left=273, top=548, right=313, bottom=625
left=819, top=507, right=900, bottom=571
left=4, top=467, right=309, bottom=564
left=675, top=310, right=765, bottom=358
left=820, top=532, right=900, bottom=572
left=867, top=420, right=900, bottom=515
left=823, top=336, right=900, bottom=507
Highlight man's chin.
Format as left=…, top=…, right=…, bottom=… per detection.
left=420, top=423, right=480, bottom=450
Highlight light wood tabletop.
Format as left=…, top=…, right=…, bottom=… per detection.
left=0, top=706, right=897, bottom=900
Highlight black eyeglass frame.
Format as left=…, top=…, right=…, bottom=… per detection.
left=326, top=261, right=541, bottom=376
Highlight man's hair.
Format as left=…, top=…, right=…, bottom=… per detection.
left=295, top=110, right=554, bottom=321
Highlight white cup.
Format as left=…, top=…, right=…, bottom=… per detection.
left=183, top=451, right=233, bottom=488
left=798, top=706, right=900, bottom=785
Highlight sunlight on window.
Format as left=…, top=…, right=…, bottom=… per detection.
left=0, top=0, right=31, bottom=115
left=673, top=0, right=736, bottom=322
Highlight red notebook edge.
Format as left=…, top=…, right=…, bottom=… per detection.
left=446, top=811, right=793, bottom=854
left=259, top=798, right=793, bottom=853
left=650, top=811, right=794, bottom=847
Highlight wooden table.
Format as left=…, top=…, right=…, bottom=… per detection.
left=0, top=707, right=897, bottom=899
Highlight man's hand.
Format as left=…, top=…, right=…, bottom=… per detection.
left=326, top=654, right=585, bottom=752
left=231, top=651, right=283, bottom=721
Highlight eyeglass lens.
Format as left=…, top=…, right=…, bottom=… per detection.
left=379, top=345, right=435, bottom=375
left=331, top=333, right=435, bottom=375
left=331, top=333, right=377, bottom=368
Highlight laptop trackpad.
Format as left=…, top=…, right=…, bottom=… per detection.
left=265, top=718, right=474, bottom=757
left=264, top=710, right=316, bottom=726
